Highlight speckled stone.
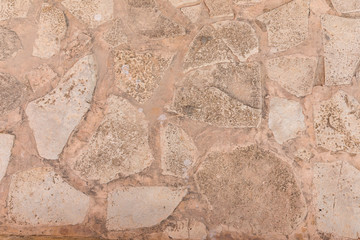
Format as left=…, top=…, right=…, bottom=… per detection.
left=0, top=26, right=21, bottom=60
left=0, top=0, right=31, bottom=21
left=0, top=133, right=14, bottom=182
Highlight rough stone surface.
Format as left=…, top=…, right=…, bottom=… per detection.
left=0, top=133, right=14, bottom=182
left=25, top=64, right=58, bottom=93
left=169, top=0, right=201, bottom=8
left=330, top=0, right=360, bottom=13
left=0, top=0, right=31, bottom=20
left=26, top=55, right=97, bottom=160
left=195, top=145, right=306, bottom=234
left=180, top=5, right=202, bottom=23
left=189, top=221, right=207, bottom=240
left=103, top=18, right=127, bottom=47
left=8, top=167, right=90, bottom=226
left=269, top=97, right=305, bottom=144
left=234, top=0, right=261, bottom=5
left=106, top=187, right=187, bottom=230
left=204, top=0, right=233, bottom=18
left=0, top=72, right=24, bottom=115
left=0, top=26, right=21, bottom=61
left=165, top=219, right=207, bottom=239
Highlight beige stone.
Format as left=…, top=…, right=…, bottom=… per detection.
left=295, top=148, right=312, bottom=162
left=180, top=4, right=202, bottom=23
left=257, top=0, right=309, bottom=52
left=234, top=0, right=261, bottom=5
left=0, top=0, right=31, bottom=21
left=0, top=26, right=21, bottom=61
left=106, top=187, right=187, bottom=230
left=269, top=97, right=305, bottom=144
left=330, top=0, right=360, bottom=13
left=62, top=31, right=92, bottom=60
left=165, top=220, right=189, bottom=239
left=103, top=18, right=127, bottom=47
left=72, top=95, right=154, bottom=184
left=0, top=133, right=14, bottom=182
left=195, top=145, right=306, bottom=234
left=26, top=55, right=97, bottom=160
left=0, top=72, right=24, bottom=115
left=25, top=64, right=57, bottom=93
left=8, top=167, right=89, bottom=226
left=266, top=55, right=317, bottom=97
left=169, top=0, right=201, bottom=8
left=189, top=221, right=207, bottom=240
left=204, top=0, right=233, bottom=18
left=314, top=91, right=360, bottom=153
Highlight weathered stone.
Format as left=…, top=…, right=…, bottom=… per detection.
left=314, top=91, right=360, bottom=153
left=234, top=0, right=261, bottom=5
left=169, top=0, right=201, bottom=8
left=104, top=18, right=127, bottom=47
left=314, top=161, right=360, bottom=238
left=8, top=167, right=90, bottom=226
left=160, top=123, right=196, bottom=178
left=266, top=55, right=317, bottom=97
left=0, top=72, right=24, bottom=115
left=189, top=221, right=207, bottom=240
left=62, top=0, right=113, bottom=28
left=25, top=64, right=57, bottom=92
left=204, top=0, right=233, bottom=18
left=330, top=0, right=360, bottom=13
left=321, top=15, right=360, bottom=86
left=113, top=49, right=172, bottom=104
left=180, top=4, right=202, bottom=23
left=0, top=26, right=21, bottom=61
left=0, top=0, right=31, bottom=21
left=62, top=31, right=92, bottom=60
left=0, top=133, right=14, bottom=182
left=26, top=55, right=97, bottom=160
left=71, top=95, right=154, bottom=184
left=165, top=220, right=189, bottom=239
left=257, top=0, right=309, bottom=52
left=295, top=148, right=312, bottom=162
left=269, top=97, right=305, bottom=144
left=106, top=187, right=187, bottom=230
left=195, top=145, right=306, bottom=234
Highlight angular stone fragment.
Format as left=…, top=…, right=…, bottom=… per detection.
left=62, top=31, right=92, bottom=60
left=266, top=55, right=317, bottom=97
left=114, top=49, right=172, bottom=104
left=165, top=220, right=189, bottom=239
left=72, top=95, right=154, bottom=184
left=104, top=18, right=127, bottom=47
left=0, top=134, right=14, bottom=182
left=106, top=187, right=187, bottom=230
left=314, top=91, right=360, bottom=153
left=189, top=221, right=207, bottom=240
left=321, top=15, right=360, bottom=86
left=204, top=0, right=233, bottom=18
left=0, top=26, right=21, bottom=60
left=195, top=145, right=306, bottom=234
left=257, top=0, right=309, bottom=52
left=8, top=167, right=90, bottom=226
left=25, top=64, right=57, bottom=93
left=269, top=97, right=306, bottom=144
left=0, top=72, right=24, bottom=115
left=180, top=4, right=202, bottom=23
left=32, top=4, right=67, bottom=59
left=314, top=161, right=360, bottom=238
left=0, top=0, right=31, bottom=21
left=169, top=0, right=200, bottom=8
left=62, top=0, right=113, bottom=28
left=330, top=0, right=360, bottom=13
left=26, top=55, right=97, bottom=160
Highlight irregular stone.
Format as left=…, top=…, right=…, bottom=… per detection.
left=204, top=0, right=233, bottom=18
left=321, top=15, right=360, bottom=86
left=180, top=4, right=202, bottom=23
left=314, top=91, right=360, bottom=153
left=103, top=18, right=127, bottom=47
left=62, top=0, right=113, bottom=28
left=71, top=95, right=154, bottom=184
left=268, top=97, right=306, bottom=144
left=0, top=26, right=21, bottom=61
left=189, top=221, right=207, bottom=240
left=32, top=4, right=67, bottom=59
left=160, top=123, right=197, bottom=178
left=195, top=145, right=306, bottom=234
left=0, top=0, right=31, bottom=21
left=106, top=187, right=187, bottom=230
left=330, top=0, right=360, bottom=13
left=8, top=167, right=90, bottom=226
left=0, top=133, right=14, bottom=182
left=266, top=55, right=317, bottom=97
left=234, top=0, right=261, bottom=5
left=113, top=49, right=172, bottom=104
left=62, top=31, right=92, bottom=60
left=165, top=220, right=189, bottom=239
left=295, top=148, right=312, bottom=162
left=25, top=64, right=57, bottom=93
left=169, top=0, right=201, bottom=8
left=0, top=72, right=24, bottom=115
left=26, top=55, right=97, bottom=160
left=314, top=161, right=360, bottom=238
left=257, top=0, right=309, bottom=52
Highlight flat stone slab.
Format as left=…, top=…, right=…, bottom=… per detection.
left=8, top=167, right=90, bottom=226
left=257, top=0, right=309, bottom=52
left=0, top=0, right=31, bottom=21
left=104, top=18, right=127, bottom=47
left=0, top=133, right=14, bottom=182
left=26, top=55, right=97, bottom=160
left=0, top=72, right=24, bottom=115
left=314, top=91, right=360, bottom=153
left=204, top=0, right=233, bottom=19
left=330, top=0, right=360, bottom=13
left=195, top=145, right=306, bottom=234
left=106, top=186, right=187, bottom=230
left=0, top=26, right=22, bottom=60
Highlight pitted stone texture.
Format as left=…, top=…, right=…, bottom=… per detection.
left=106, top=187, right=187, bottom=230
left=8, top=167, right=89, bottom=226
left=321, top=15, right=360, bottom=86
left=314, top=91, right=360, bottom=153
left=160, top=123, right=196, bottom=178
left=266, top=55, right=317, bottom=97
left=104, top=18, right=127, bottom=47
left=269, top=97, right=305, bottom=144
left=0, top=26, right=21, bottom=61
left=169, top=0, right=200, bottom=8
left=62, top=0, right=113, bottom=28
left=330, top=0, right=360, bottom=13
left=32, top=4, right=66, bottom=59
left=0, top=73, right=24, bottom=115
left=72, top=95, right=154, bottom=184
left=25, top=64, right=57, bottom=93
left=114, top=49, right=172, bottom=104
left=204, top=0, right=233, bottom=18
left=26, top=55, right=97, bottom=160
left=195, top=145, right=306, bottom=234
left=181, top=5, right=202, bottom=23
left=0, top=0, right=31, bottom=21
left=314, top=161, right=360, bottom=238
left=257, top=0, right=309, bottom=52
left=0, top=134, right=14, bottom=182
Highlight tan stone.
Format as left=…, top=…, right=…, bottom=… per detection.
left=189, top=221, right=207, bottom=240
left=25, top=64, right=57, bottom=93
left=165, top=220, right=189, bottom=239
left=169, top=0, right=201, bottom=8
left=106, top=187, right=187, bottom=230
left=257, top=0, right=309, bottom=52
left=0, top=72, right=24, bottom=115
left=72, top=95, right=154, bottom=184
left=180, top=4, right=202, bottom=23
left=295, top=148, right=312, bottom=162
left=266, top=55, right=317, bottom=97
left=234, top=0, right=261, bottom=5
left=103, top=18, right=127, bottom=47
left=0, top=26, right=21, bottom=61
left=204, top=0, right=233, bottom=18
left=330, top=0, right=360, bottom=13
left=0, top=0, right=31, bottom=20
left=195, top=145, right=306, bottom=234
left=0, top=133, right=14, bottom=182
left=62, top=31, right=92, bottom=60
left=26, top=55, right=97, bottom=160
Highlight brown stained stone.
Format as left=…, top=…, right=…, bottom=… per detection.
left=0, top=133, right=14, bottom=182
left=0, top=72, right=25, bottom=115
left=180, top=4, right=202, bottom=23
left=72, top=95, right=154, bottom=184
left=204, top=0, right=234, bottom=19
left=0, top=0, right=31, bottom=21
left=114, top=49, right=172, bottom=104
left=103, top=18, right=127, bottom=47
left=330, top=0, right=360, bottom=13
left=195, top=145, right=306, bottom=234
left=25, top=64, right=58, bottom=93
left=257, top=0, right=309, bottom=52
left=314, top=91, right=360, bottom=153
left=0, top=26, right=21, bottom=61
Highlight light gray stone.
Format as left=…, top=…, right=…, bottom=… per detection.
left=0, top=0, right=31, bottom=21
left=0, top=133, right=14, bottom=182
